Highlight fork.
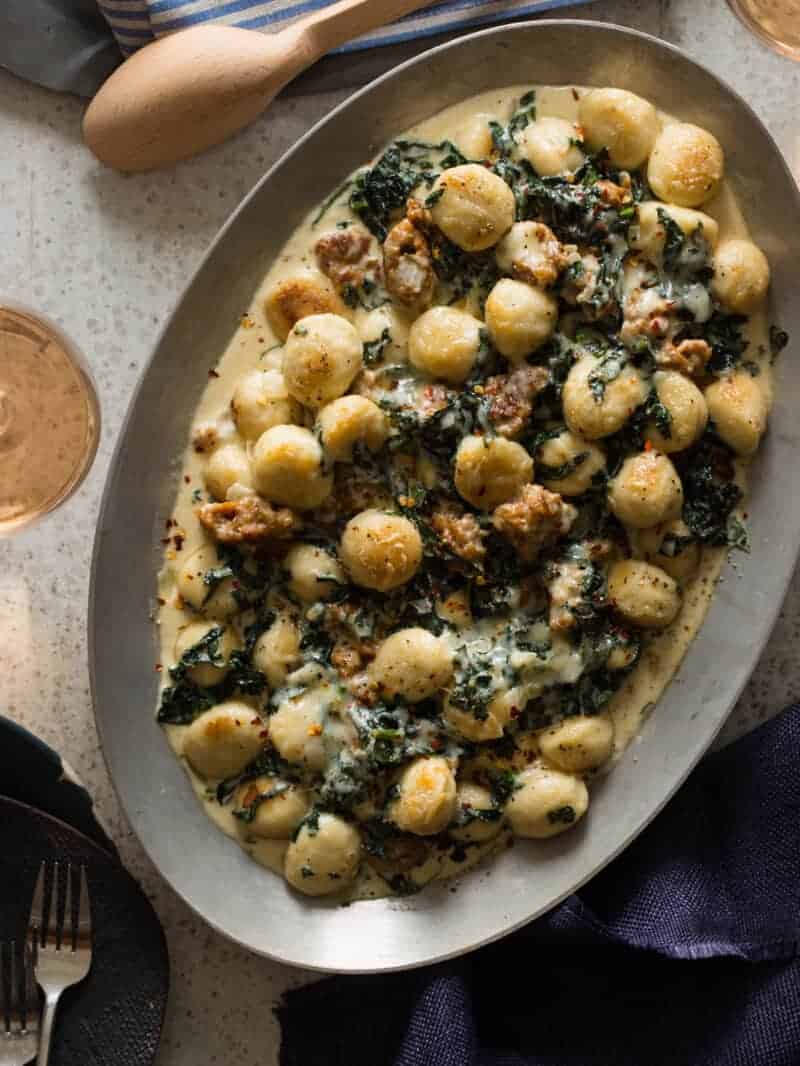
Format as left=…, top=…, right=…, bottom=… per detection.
left=0, top=941, right=39, bottom=1066
left=27, top=863, right=92, bottom=1066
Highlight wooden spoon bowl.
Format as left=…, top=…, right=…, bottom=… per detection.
left=83, top=0, right=433, bottom=172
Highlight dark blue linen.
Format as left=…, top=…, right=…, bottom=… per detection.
left=278, top=705, right=800, bottom=1066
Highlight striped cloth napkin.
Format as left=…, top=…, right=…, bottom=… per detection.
left=98, top=0, right=593, bottom=57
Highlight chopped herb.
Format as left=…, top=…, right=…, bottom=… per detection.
left=657, top=207, right=685, bottom=271
left=678, top=431, right=742, bottom=546
left=587, top=350, right=625, bottom=402
left=547, top=805, right=576, bottom=825
left=424, top=186, right=445, bottom=207
left=770, top=325, right=789, bottom=360
left=727, top=516, right=751, bottom=553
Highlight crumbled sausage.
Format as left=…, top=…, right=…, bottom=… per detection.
left=196, top=495, right=301, bottom=544
left=406, top=197, right=433, bottom=231
left=507, top=223, right=568, bottom=288
left=431, top=505, right=487, bottom=563
left=492, top=484, right=577, bottom=562
left=331, top=641, right=363, bottom=678
left=383, top=217, right=435, bottom=307
left=596, top=179, right=631, bottom=207
left=419, top=383, right=452, bottom=419
left=657, top=338, right=712, bottom=378
left=314, top=227, right=380, bottom=291
left=483, top=364, right=549, bottom=439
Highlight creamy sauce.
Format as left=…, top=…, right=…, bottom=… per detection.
left=156, top=84, right=771, bottom=899
left=0, top=307, right=99, bottom=532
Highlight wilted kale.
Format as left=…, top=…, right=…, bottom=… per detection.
left=677, top=431, right=743, bottom=546
left=488, top=90, right=537, bottom=155
left=349, top=139, right=467, bottom=240
left=362, top=327, right=392, bottom=367
left=430, top=232, right=499, bottom=307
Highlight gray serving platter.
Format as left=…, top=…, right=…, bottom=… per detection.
left=90, top=20, right=800, bottom=973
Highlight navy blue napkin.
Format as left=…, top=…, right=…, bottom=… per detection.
left=278, top=705, right=800, bottom=1066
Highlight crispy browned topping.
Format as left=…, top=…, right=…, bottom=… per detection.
left=196, top=495, right=302, bottom=544
left=492, top=484, right=577, bottom=562
left=383, top=217, right=435, bottom=307
left=596, top=179, right=631, bottom=207
left=431, top=505, right=487, bottom=563
left=483, top=364, right=549, bottom=439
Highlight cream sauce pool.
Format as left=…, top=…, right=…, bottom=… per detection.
left=156, top=84, right=770, bottom=899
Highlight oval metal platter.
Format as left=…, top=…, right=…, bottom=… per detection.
left=90, top=20, right=800, bottom=973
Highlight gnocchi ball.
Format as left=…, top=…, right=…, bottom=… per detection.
left=485, top=278, right=558, bottom=361
left=269, top=689, right=328, bottom=772
left=317, top=395, right=388, bottom=461
left=563, top=355, right=648, bottom=440
left=537, top=429, right=606, bottom=496
left=356, top=304, right=410, bottom=364
left=264, top=273, right=348, bottom=341
left=495, top=221, right=563, bottom=287
left=607, top=559, right=681, bottom=628
left=174, top=622, right=237, bottom=688
left=712, top=239, right=771, bottom=314
left=507, top=762, right=589, bottom=839
left=429, top=164, right=515, bottom=252
left=519, top=116, right=584, bottom=176
left=252, top=425, right=332, bottom=510
left=176, top=543, right=238, bottom=619
left=369, top=628, right=453, bottom=703
left=608, top=450, right=683, bottom=529
left=236, top=776, right=310, bottom=840
left=182, top=702, right=266, bottom=780
left=231, top=368, right=302, bottom=440
left=633, top=518, right=700, bottom=581
left=390, top=756, right=458, bottom=836
left=648, top=123, right=724, bottom=208
left=252, top=615, right=301, bottom=688
left=284, top=813, right=361, bottom=896
left=282, top=313, right=362, bottom=408
left=453, top=112, right=496, bottom=159
left=704, top=371, right=768, bottom=456
left=538, top=714, right=614, bottom=774
left=578, top=88, right=659, bottom=169
left=443, top=687, right=517, bottom=743
left=339, top=510, right=423, bottom=591
left=204, top=443, right=253, bottom=501
left=408, top=306, right=483, bottom=384
left=454, top=435, right=533, bottom=510
left=450, top=782, right=503, bottom=844
left=284, top=544, right=346, bottom=603
left=632, top=202, right=719, bottom=262
left=647, top=371, right=708, bottom=454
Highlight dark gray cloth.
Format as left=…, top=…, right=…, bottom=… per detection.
left=0, top=0, right=120, bottom=97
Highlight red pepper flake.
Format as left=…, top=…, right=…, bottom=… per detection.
left=250, top=717, right=261, bottom=725
left=157, top=597, right=166, bottom=606
left=644, top=439, right=654, bottom=452
left=165, top=518, right=174, bottom=529
left=184, top=474, right=191, bottom=484
left=173, top=534, right=185, bottom=551
left=510, top=706, right=521, bottom=719
left=430, top=737, right=443, bottom=750
left=208, top=368, right=220, bottom=379
left=155, top=663, right=163, bottom=672
left=571, top=87, right=580, bottom=101
left=160, top=537, right=170, bottom=545
left=259, top=730, right=269, bottom=739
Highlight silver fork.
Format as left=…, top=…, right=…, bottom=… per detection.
left=27, top=863, right=92, bottom=1066
left=0, top=941, right=39, bottom=1066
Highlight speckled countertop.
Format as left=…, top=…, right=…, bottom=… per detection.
left=1, top=2, right=798, bottom=1062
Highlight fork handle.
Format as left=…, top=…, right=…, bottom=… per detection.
left=37, top=991, right=61, bottom=1066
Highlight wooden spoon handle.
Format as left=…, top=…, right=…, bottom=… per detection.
left=298, top=0, right=444, bottom=55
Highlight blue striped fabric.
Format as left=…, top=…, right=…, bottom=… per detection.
left=98, top=0, right=594, bottom=56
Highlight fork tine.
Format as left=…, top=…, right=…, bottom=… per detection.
left=58, top=863, right=72, bottom=951
left=28, top=860, right=50, bottom=948
left=1, top=942, right=7, bottom=1034
left=76, top=865, right=92, bottom=944
left=21, top=943, right=38, bottom=1034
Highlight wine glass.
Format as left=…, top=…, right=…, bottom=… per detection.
left=727, top=0, right=800, bottom=60
left=0, top=299, right=100, bottom=535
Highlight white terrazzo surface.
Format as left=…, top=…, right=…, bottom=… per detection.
left=1, top=2, right=799, bottom=1062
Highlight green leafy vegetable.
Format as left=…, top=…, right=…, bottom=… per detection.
left=362, top=327, right=392, bottom=367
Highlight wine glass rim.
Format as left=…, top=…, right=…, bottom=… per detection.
left=0, top=297, right=101, bottom=534
left=726, top=0, right=800, bottom=61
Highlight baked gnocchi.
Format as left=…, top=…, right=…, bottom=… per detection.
left=157, top=82, right=776, bottom=902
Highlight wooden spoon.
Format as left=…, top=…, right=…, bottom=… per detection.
left=83, top=0, right=435, bottom=172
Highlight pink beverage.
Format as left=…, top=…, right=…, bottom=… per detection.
left=0, top=303, right=100, bottom=533
left=728, top=0, right=800, bottom=59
